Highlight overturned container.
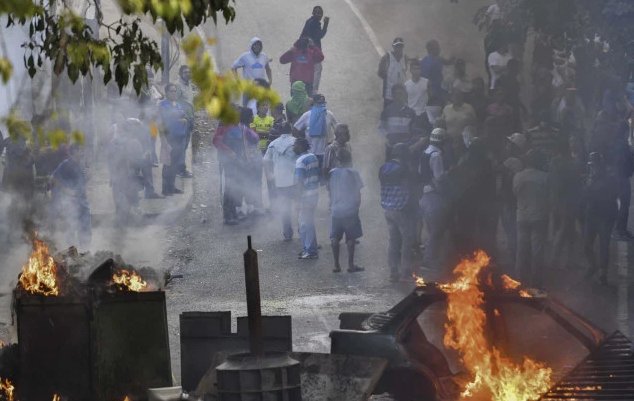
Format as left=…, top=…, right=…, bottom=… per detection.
left=15, top=258, right=172, bottom=401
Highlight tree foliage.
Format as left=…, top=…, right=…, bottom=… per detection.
left=1, top=0, right=280, bottom=139
left=1, top=0, right=236, bottom=94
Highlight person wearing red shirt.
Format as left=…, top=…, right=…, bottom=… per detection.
left=279, top=37, right=324, bottom=96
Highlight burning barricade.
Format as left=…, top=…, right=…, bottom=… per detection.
left=5, top=234, right=172, bottom=401
left=332, top=250, right=611, bottom=401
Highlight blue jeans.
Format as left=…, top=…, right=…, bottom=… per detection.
left=298, top=194, right=318, bottom=255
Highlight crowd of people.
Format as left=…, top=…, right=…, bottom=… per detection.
left=375, top=1, right=634, bottom=287
left=212, top=5, right=365, bottom=272
left=2, top=3, right=634, bottom=287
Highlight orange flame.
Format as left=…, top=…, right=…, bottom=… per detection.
left=0, top=378, right=15, bottom=401
left=501, top=274, right=521, bottom=290
left=18, top=238, right=59, bottom=296
left=52, top=394, right=61, bottom=401
left=112, top=270, right=147, bottom=292
left=123, top=396, right=131, bottom=401
left=441, top=250, right=552, bottom=401
left=412, top=273, right=426, bottom=287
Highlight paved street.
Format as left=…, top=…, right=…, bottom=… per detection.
left=1, top=0, right=633, bottom=389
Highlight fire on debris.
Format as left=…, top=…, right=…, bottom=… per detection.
left=414, top=250, right=553, bottom=401
left=112, top=269, right=149, bottom=292
left=0, top=378, right=15, bottom=401
left=18, top=237, right=60, bottom=297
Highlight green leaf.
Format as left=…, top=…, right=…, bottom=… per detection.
left=0, top=58, right=13, bottom=83
left=103, top=66, right=112, bottom=85
left=67, top=63, right=79, bottom=83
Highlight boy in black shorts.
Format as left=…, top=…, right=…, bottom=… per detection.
left=328, top=148, right=364, bottom=273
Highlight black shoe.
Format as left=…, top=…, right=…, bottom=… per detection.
left=171, top=188, right=184, bottom=194
left=178, top=171, right=194, bottom=178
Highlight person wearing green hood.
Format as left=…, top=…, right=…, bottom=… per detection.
left=286, top=81, right=311, bottom=125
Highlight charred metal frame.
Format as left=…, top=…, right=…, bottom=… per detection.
left=331, top=285, right=608, bottom=400
left=15, top=289, right=172, bottom=401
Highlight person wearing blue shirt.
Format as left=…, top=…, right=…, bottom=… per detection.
left=159, top=84, right=193, bottom=195
left=294, top=138, right=320, bottom=259
left=328, top=148, right=364, bottom=273
left=420, top=40, right=454, bottom=95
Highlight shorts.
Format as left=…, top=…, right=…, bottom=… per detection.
left=330, top=213, right=363, bottom=242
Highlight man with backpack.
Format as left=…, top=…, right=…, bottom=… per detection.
left=293, top=94, right=338, bottom=175
left=380, top=143, right=417, bottom=282
left=419, top=128, right=449, bottom=271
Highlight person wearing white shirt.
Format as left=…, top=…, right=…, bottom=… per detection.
left=404, top=62, right=429, bottom=117
left=293, top=94, right=338, bottom=165
left=488, top=42, right=513, bottom=90
left=263, top=123, right=297, bottom=240
left=231, top=37, right=272, bottom=83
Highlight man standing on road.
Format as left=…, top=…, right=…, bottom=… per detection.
left=286, top=81, right=311, bottom=125
left=380, top=84, right=417, bottom=160
left=279, top=37, right=325, bottom=96
left=379, top=143, right=416, bottom=282
left=513, top=149, right=549, bottom=288
left=488, top=40, right=512, bottom=91
left=264, top=122, right=297, bottom=241
left=232, top=37, right=273, bottom=104
left=178, top=65, right=195, bottom=105
left=420, top=39, right=453, bottom=95
left=323, top=124, right=352, bottom=181
left=328, top=148, right=364, bottom=273
left=419, top=128, right=448, bottom=271
left=294, top=138, right=320, bottom=259
left=404, top=61, right=429, bottom=122
left=293, top=94, right=338, bottom=175
left=177, top=65, right=195, bottom=178
left=378, top=38, right=408, bottom=111
left=583, top=152, right=618, bottom=285
left=300, top=5, right=330, bottom=94
left=159, top=84, right=193, bottom=195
